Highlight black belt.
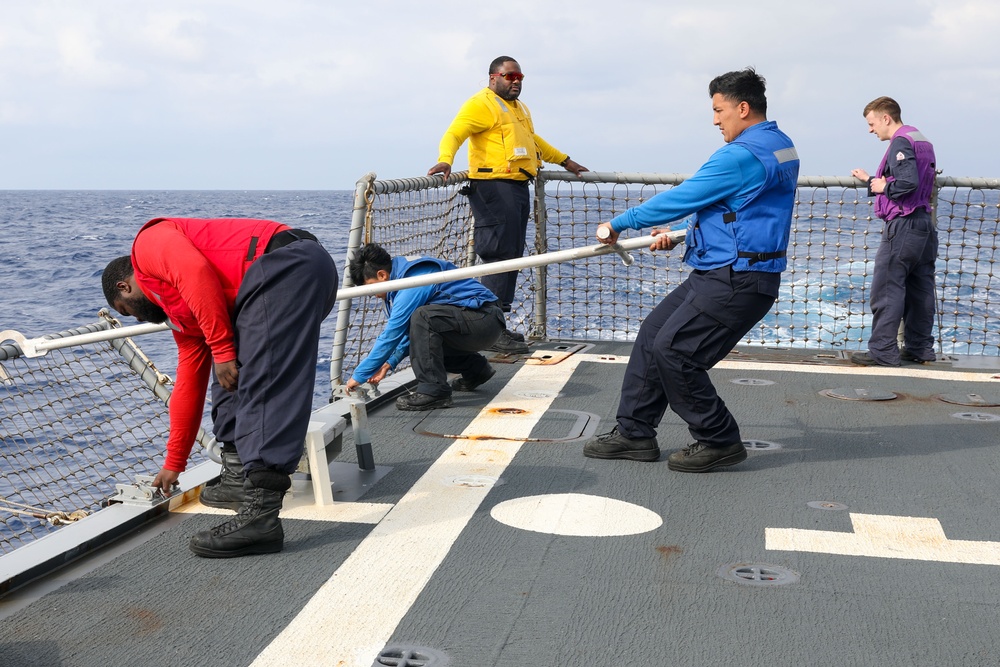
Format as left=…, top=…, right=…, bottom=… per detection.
left=262, top=228, right=318, bottom=255
left=471, top=171, right=533, bottom=185
left=738, top=250, right=786, bottom=265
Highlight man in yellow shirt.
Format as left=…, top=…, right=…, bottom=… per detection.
left=428, top=55, right=587, bottom=354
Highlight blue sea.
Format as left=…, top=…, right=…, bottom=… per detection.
left=5, top=188, right=997, bottom=553
left=1, top=190, right=356, bottom=404
left=4, top=188, right=998, bottom=379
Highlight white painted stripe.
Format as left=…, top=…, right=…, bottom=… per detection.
left=532, top=351, right=997, bottom=384
left=173, top=499, right=393, bottom=524
left=250, top=352, right=588, bottom=667
left=511, top=351, right=997, bottom=385
left=767, top=513, right=1000, bottom=565
left=717, top=359, right=1000, bottom=383
left=248, top=349, right=995, bottom=665
left=280, top=502, right=394, bottom=524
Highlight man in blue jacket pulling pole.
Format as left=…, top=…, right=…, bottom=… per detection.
left=584, top=68, right=800, bottom=473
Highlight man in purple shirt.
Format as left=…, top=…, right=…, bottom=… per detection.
left=850, top=96, right=938, bottom=367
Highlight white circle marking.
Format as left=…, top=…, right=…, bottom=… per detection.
left=490, top=493, right=662, bottom=537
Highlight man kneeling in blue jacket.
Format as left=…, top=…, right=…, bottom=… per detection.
left=345, top=243, right=504, bottom=410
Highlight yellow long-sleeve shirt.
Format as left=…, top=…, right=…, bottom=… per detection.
left=437, top=88, right=568, bottom=180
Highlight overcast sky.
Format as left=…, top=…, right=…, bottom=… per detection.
left=1, top=0, right=997, bottom=190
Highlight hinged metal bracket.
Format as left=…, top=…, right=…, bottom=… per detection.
left=108, top=475, right=176, bottom=506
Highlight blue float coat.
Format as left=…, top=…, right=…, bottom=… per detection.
left=609, top=142, right=764, bottom=234
left=352, top=257, right=497, bottom=382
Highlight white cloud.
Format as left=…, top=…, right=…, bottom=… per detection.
left=0, top=0, right=997, bottom=188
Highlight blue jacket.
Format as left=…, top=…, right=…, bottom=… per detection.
left=351, top=256, right=498, bottom=382
left=610, top=120, right=799, bottom=273
left=687, top=120, right=799, bottom=271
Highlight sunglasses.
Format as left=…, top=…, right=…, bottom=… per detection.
left=491, top=72, right=524, bottom=82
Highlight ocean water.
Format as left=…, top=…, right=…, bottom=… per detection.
left=0, top=190, right=356, bottom=404
left=5, top=187, right=997, bottom=551
left=4, top=188, right=998, bottom=379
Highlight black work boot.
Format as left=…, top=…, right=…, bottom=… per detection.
left=396, top=392, right=453, bottom=411
left=666, top=441, right=747, bottom=473
left=199, top=443, right=245, bottom=510
left=189, top=472, right=289, bottom=558
left=900, top=347, right=934, bottom=364
left=450, top=364, right=496, bottom=392
left=583, top=426, right=660, bottom=462
left=490, top=329, right=529, bottom=355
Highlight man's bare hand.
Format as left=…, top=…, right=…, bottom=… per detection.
left=152, top=467, right=180, bottom=495
left=596, top=223, right=619, bottom=245
left=370, top=363, right=391, bottom=384
left=428, top=162, right=452, bottom=180
left=563, top=159, right=589, bottom=177
left=215, top=360, right=239, bottom=392
left=346, top=363, right=392, bottom=395
left=649, top=228, right=677, bottom=252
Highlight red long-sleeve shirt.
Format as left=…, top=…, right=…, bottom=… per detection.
left=131, top=218, right=287, bottom=471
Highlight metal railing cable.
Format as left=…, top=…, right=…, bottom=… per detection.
left=330, top=170, right=1000, bottom=386
left=0, top=314, right=212, bottom=554
left=1, top=169, right=997, bottom=557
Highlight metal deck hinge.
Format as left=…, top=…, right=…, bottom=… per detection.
left=108, top=475, right=176, bottom=507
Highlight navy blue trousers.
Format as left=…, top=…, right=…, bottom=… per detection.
left=867, top=213, right=938, bottom=364
left=211, top=238, right=338, bottom=474
left=466, top=179, right=531, bottom=312
left=409, top=302, right=504, bottom=397
left=616, top=267, right=778, bottom=447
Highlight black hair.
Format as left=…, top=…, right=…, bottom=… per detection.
left=708, top=67, right=767, bottom=116
left=348, top=244, right=392, bottom=287
left=101, top=256, right=134, bottom=307
left=489, top=56, right=517, bottom=75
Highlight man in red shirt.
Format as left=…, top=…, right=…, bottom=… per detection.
left=102, top=218, right=338, bottom=557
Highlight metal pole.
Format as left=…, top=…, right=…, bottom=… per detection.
left=532, top=173, right=548, bottom=340
left=931, top=171, right=943, bottom=357
left=335, top=230, right=685, bottom=301
left=329, top=173, right=376, bottom=391
left=6, top=229, right=684, bottom=360
left=348, top=399, right=375, bottom=471
left=0, top=322, right=168, bottom=358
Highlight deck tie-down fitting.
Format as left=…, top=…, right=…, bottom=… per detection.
left=109, top=475, right=177, bottom=507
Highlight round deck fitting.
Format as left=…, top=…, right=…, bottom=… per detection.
left=950, top=412, right=1000, bottom=422
left=441, top=475, right=503, bottom=488
left=743, top=440, right=783, bottom=451
left=717, top=563, right=800, bottom=587
left=375, top=645, right=450, bottom=666
left=935, top=393, right=1000, bottom=407
left=820, top=387, right=897, bottom=401
left=513, top=389, right=560, bottom=399
left=807, top=501, right=848, bottom=511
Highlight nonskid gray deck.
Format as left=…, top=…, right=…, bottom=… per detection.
left=2, top=342, right=999, bottom=667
